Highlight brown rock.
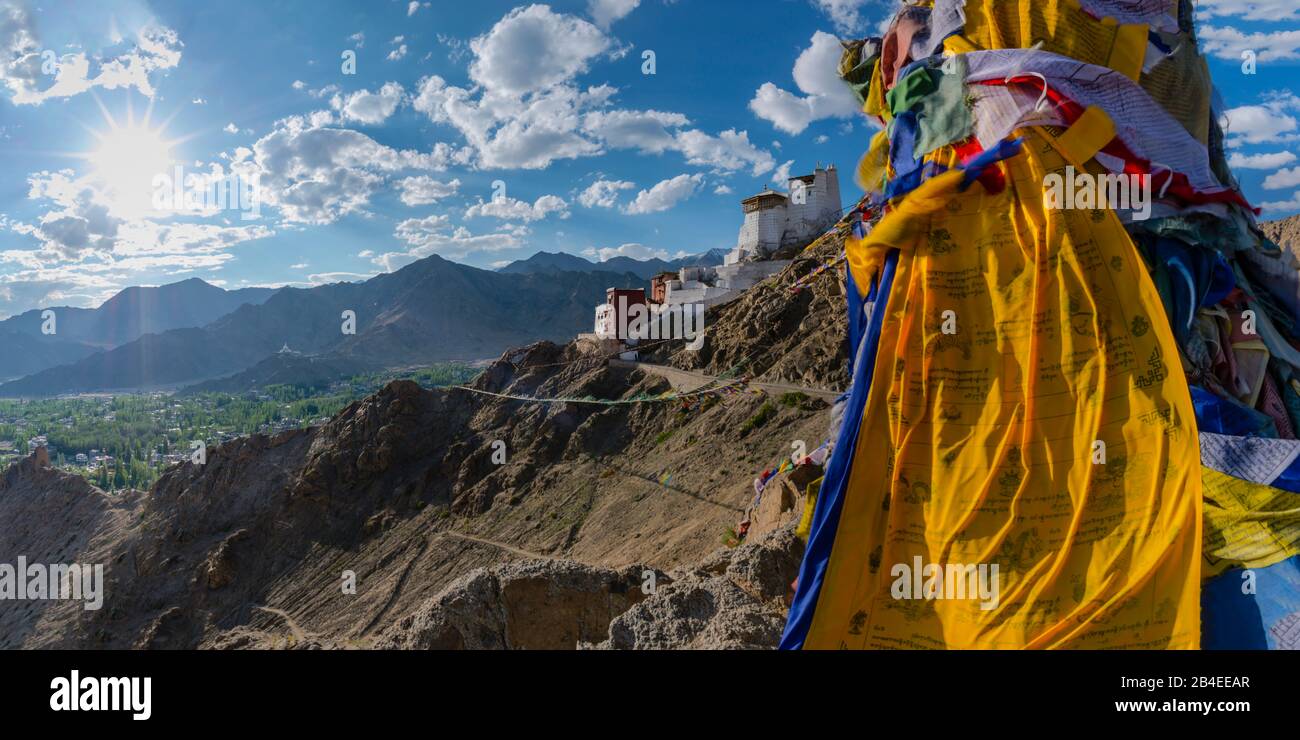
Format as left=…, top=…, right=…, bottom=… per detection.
left=376, top=560, right=650, bottom=650
left=748, top=464, right=822, bottom=541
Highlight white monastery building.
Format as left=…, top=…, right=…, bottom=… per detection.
left=728, top=164, right=843, bottom=264
left=664, top=165, right=842, bottom=307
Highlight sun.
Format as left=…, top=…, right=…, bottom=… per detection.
left=86, top=121, right=176, bottom=218
left=72, top=98, right=194, bottom=221
left=89, top=125, right=173, bottom=186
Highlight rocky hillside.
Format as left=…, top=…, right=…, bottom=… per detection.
left=0, top=231, right=849, bottom=649
left=1261, top=214, right=1300, bottom=261
left=0, top=454, right=142, bottom=649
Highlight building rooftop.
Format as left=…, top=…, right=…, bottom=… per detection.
left=741, top=191, right=789, bottom=210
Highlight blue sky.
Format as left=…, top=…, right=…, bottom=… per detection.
left=0, top=0, right=1298, bottom=319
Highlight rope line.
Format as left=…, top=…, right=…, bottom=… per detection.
left=447, top=376, right=759, bottom=406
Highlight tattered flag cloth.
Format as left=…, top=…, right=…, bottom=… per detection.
left=789, top=117, right=1203, bottom=649
left=787, top=0, right=1300, bottom=651
left=1075, top=0, right=1180, bottom=33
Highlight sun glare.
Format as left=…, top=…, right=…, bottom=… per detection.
left=82, top=107, right=181, bottom=219
left=74, top=96, right=192, bottom=221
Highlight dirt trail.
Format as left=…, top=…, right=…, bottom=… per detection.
left=252, top=606, right=308, bottom=643
left=443, top=532, right=556, bottom=560
left=609, top=359, right=842, bottom=401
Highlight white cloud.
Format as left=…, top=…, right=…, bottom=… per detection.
left=407, top=2, right=429, bottom=17
left=1200, top=25, right=1300, bottom=63
left=25, top=170, right=122, bottom=259
left=291, top=80, right=306, bottom=90
left=772, top=160, right=795, bottom=184
left=395, top=176, right=461, bottom=206
left=1197, top=0, right=1300, bottom=21
left=1221, top=96, right=1300, bottom=145
left=588, top=0, right=641, bottom=29
left=252, top=115, right=459, bottom=224
left=1230, top=150, right=1298, bottom=170
left=411, top=5, right=775, bottom=174
left=578, top=179, right=635, bottom=208
left=1263, top=166, right=1300, bottom=190
left=583, top=242, right=679, bottom=262
left=304, top=109, right=336, bottom=128
left=581, top=109, right=775, bottom=174
left=714, top=184, right=733, bottom=195
left=386, top=216, right=527, bottom=265
left=583, top=109, right=688, bottom=152
left=469, top=5, right=610, bottom=96
left=625, top=174, right=703, bottom=215
left=0, top=248, right=247, bottom=317
left=674, top=129, right=775, bottom=176
left=348, top=31, right=365, bottom=48
left=1261, top=192, right=1300, bottom=212
left=5, top=110, right=296, bottom=316
left=113, top=221, right=273, bottom=257
left=750, top=31, right=859, bottom=135
left=750, top=84, right=818, bottom=136
left=387, top=44, right=408, bottom=62
left=414, top=75, right=605, bottom=169
left=466, top=194, right=569, bottom=222
left=307, top=271, right=374, bottom=285
left=809, top=0, right=874, bottom=34
left=1, top=12, right=183, bottom=105
left=223, top=122, right=239, bottom=134
left=0, top=269, right=115, bottom=318
left=332, top=81, right=406, bottom=124
left=9, top=167, right=274, bottom=316
left=437, top=33, right=469, bottom=63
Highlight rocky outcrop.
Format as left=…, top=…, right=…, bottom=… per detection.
left=364, top=527, right=804, bottom=651
left=592, top=527, right=804, bottom=650
left=0, top=453, right=141, bottom=649
left=747, top=464, right=822, bottom=541
left=376, top=560, right=653, bottom=650
left=1261, top=214, right=1300, bottom=261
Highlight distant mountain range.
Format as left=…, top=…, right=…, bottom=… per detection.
left=499, top=248, right=728, bottom=280
left=0, top=279, right=275, bottom=381
left=0, top=255, right=646, bottom=397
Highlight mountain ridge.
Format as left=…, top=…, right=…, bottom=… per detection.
left=499, top=249, right=728, bottom=280
left=0, top=278, right=277, bottom=382
left=0, top=255, right=646, bottom=396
